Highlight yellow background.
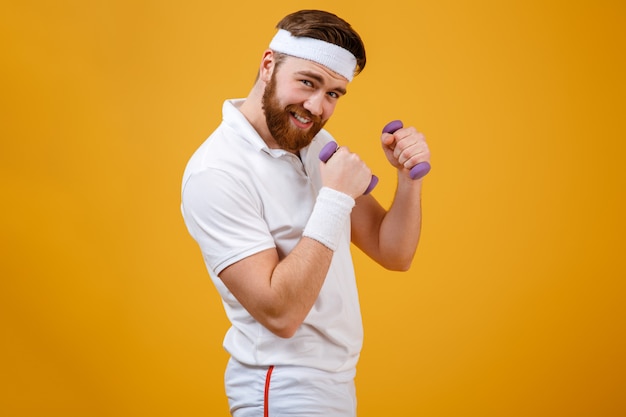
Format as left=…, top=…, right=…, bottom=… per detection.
left=2, top=1, right=625, bottom=416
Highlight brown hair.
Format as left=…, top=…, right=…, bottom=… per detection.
left=275, top=10, right=366, bottom=77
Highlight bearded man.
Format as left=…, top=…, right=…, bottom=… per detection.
left=181, top=9, right=430, bottom=417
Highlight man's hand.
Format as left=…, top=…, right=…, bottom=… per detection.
left=320, top=146, right=372, bottom=198
left=381, top=126, right=431, bottom=178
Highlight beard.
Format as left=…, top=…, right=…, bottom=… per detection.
left=262, top=73, right=326, bottom=152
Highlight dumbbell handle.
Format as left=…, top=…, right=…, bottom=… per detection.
left=382, top=120, right=431, bottom=180
left=319, top=142, right=379, bottom=195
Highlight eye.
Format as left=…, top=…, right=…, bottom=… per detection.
left=301, top=79, right=313, bottom=87
left=328, top=91, right=340, bottom=99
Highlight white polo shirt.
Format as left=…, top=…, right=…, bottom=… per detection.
left=181, top=99, right=363, bottom=373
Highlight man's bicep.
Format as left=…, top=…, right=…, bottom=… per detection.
left=350, top=194, right=386, bottom=261
left=218, top=248, right=280, bottom=323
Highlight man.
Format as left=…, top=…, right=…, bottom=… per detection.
left=181, top=9, right=430, bottom=417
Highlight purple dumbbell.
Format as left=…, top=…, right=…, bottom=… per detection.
left=319, top=141, right=379, bottom=195
left=382, top=120, right=431, bottom=180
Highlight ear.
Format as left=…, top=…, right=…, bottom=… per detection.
left=259, top=49, right=275, bottom=83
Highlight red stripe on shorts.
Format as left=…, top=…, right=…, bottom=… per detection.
left=264, top=365, right=274, bottom=417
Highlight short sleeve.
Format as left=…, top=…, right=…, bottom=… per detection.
left=181, top=168, right=276, bottom=275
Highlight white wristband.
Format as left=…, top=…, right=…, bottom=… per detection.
left=303, top=187, right=355, bottom=251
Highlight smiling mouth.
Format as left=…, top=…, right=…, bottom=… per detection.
left=291, top=111, right=312, bottom=126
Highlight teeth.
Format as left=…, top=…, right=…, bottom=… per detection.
left=293, top=113, right=311, bottom=124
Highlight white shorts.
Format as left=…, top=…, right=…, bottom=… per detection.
left=225, top=358, right=357, bottom=417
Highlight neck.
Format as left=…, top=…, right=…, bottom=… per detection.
left=239, top=82, right=279, bottom=149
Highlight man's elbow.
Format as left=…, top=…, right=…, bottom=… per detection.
left=386, top=261, right=412, bottom=272
left=273, top=326, right=299, bottom=339
left=381, top=254, right=415, bottom=272
left=264, top=316, right=301, bottom=339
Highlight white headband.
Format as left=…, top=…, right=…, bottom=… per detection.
left=269, top=29, right=357, bottom=81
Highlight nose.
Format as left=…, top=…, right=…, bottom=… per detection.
left=303, top=92, right=324, bottom=117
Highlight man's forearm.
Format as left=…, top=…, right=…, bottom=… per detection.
left=266, top=237, right=334, bottom=337
left=377, top=175, right=424, bottom=270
